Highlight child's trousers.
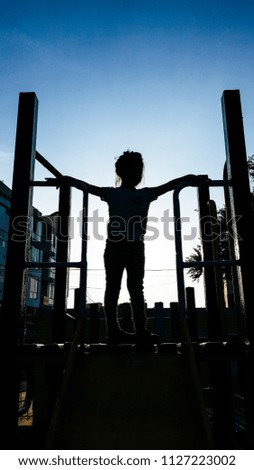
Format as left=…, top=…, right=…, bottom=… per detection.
left=103, top=239, right=147, bottom=334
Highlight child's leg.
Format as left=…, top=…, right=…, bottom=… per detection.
left=126, top=242, right=160, bottom=344
left=104, top=241, right=125, bottom=335
left=126, top=241, right=147, bottom=332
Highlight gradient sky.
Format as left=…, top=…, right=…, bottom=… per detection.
left=1, top=0, right=254, bottom=307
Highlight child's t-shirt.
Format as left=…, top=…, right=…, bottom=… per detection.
left=101, top=186, right=157, bottom=241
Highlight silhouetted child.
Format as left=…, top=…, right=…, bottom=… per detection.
left=52, top=150, right=207, bottom=345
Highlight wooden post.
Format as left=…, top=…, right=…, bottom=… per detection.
left=170, top=302, right=181, bottom=342
left=198, top=185, right=221, bottom=340
left=221, top=89, right=254, bottom=445
left=198, top=181, right=234, bottom=446
left=186, top=287, right=198, bottom=342
left=154, top=302, right=165, bottom=342
left=51, top=185, right=71, bottom=343
left=0, top=92, right=38, bottom=447
left=208, top=200, right=227, bottom=340
left=89, top=303, right=100, bottom=343
left=223, top=164, right=245, bottom=338
left=221, top=90, right=254, bottom=346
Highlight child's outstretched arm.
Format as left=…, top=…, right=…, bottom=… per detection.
left=152, top=174, right=209, bottom=198
left=46, top=176, right=103, bottom=197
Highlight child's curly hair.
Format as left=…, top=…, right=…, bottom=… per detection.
left=115, top=150, right=144, bottom=186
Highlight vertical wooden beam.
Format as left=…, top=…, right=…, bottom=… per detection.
left=154, top=302, right=165, bottom=342
left=198, top=185, right=234, bottom=446
left=170, top=302, right=181, bottom=342
left=221, top=90, right=254, bottom=346
left=198, top=185, right=221, bottom=341
left=223, top=164, right=245, bottom=339
left=89, top=303, right=100, bottom=343
left=208, top=200, right=227, bottom=340
left=186, top=287, right=198, bottom=342
left=51, top=185, right=71, bottom=343
left=221, top=90, right=254, bottom=444
left=0, top=92, right=38, bottom=447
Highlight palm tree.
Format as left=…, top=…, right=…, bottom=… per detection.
left=186, top=207, right=229, bottom=282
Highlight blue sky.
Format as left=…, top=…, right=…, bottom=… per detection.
left=1, top=0, right=254, bottom=307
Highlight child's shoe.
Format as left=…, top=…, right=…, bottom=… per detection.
left=107, top=328, right=136, bottom=345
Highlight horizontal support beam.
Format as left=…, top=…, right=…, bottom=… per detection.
left=183, top=259, right=241, bottom=268
left=25, top=261, right=83, bottom=268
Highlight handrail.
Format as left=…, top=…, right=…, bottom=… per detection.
left=28, top=165, right=89, bottom=320
left=173, top=178, right=239, bottom=318
left=35, top=151, right=62, bottom=177
left=25, top=261, right=83, bottom=268
left=184, top=259, right=240, bottom=268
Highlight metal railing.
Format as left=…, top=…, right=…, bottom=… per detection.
left=173, top=179, right=240, bottom=319
left=26, top=151, right=89, bottom=320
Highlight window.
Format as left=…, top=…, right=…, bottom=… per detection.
left=48, top=257, right=55, bottom=279
left=47, top=283, right=54, bottom=305
left=32, top=217, right=42, bottom=242
left=29, top=276, right=39, bottom=299
left=31, top=246, right=41, bottom=262
left=0, top=239, right=6, bottom=249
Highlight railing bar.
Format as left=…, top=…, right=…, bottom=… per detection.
left=25, top=261, right=82, bottom=268
left=183, top=259, right=241, bottom=268
left=172, top=178, right=234, bottom=320
left=206, top=179, right=232, bottom=187
left=30, top=181, right=59, bottom=187
left=78, top=189, right=88, bottom=317
left=173, top=183, right=186, bottom=318
left=173, top=179, right=232, bottom=192
left=35, top=151, right=62, bottom=177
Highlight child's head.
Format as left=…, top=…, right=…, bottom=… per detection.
left=115, top=150, right=144, bottom=187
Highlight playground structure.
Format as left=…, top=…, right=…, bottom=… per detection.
left=0, top=90, right=254, bottom=449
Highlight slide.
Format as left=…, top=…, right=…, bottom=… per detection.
left=46, top=324, right=213, bottom=450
